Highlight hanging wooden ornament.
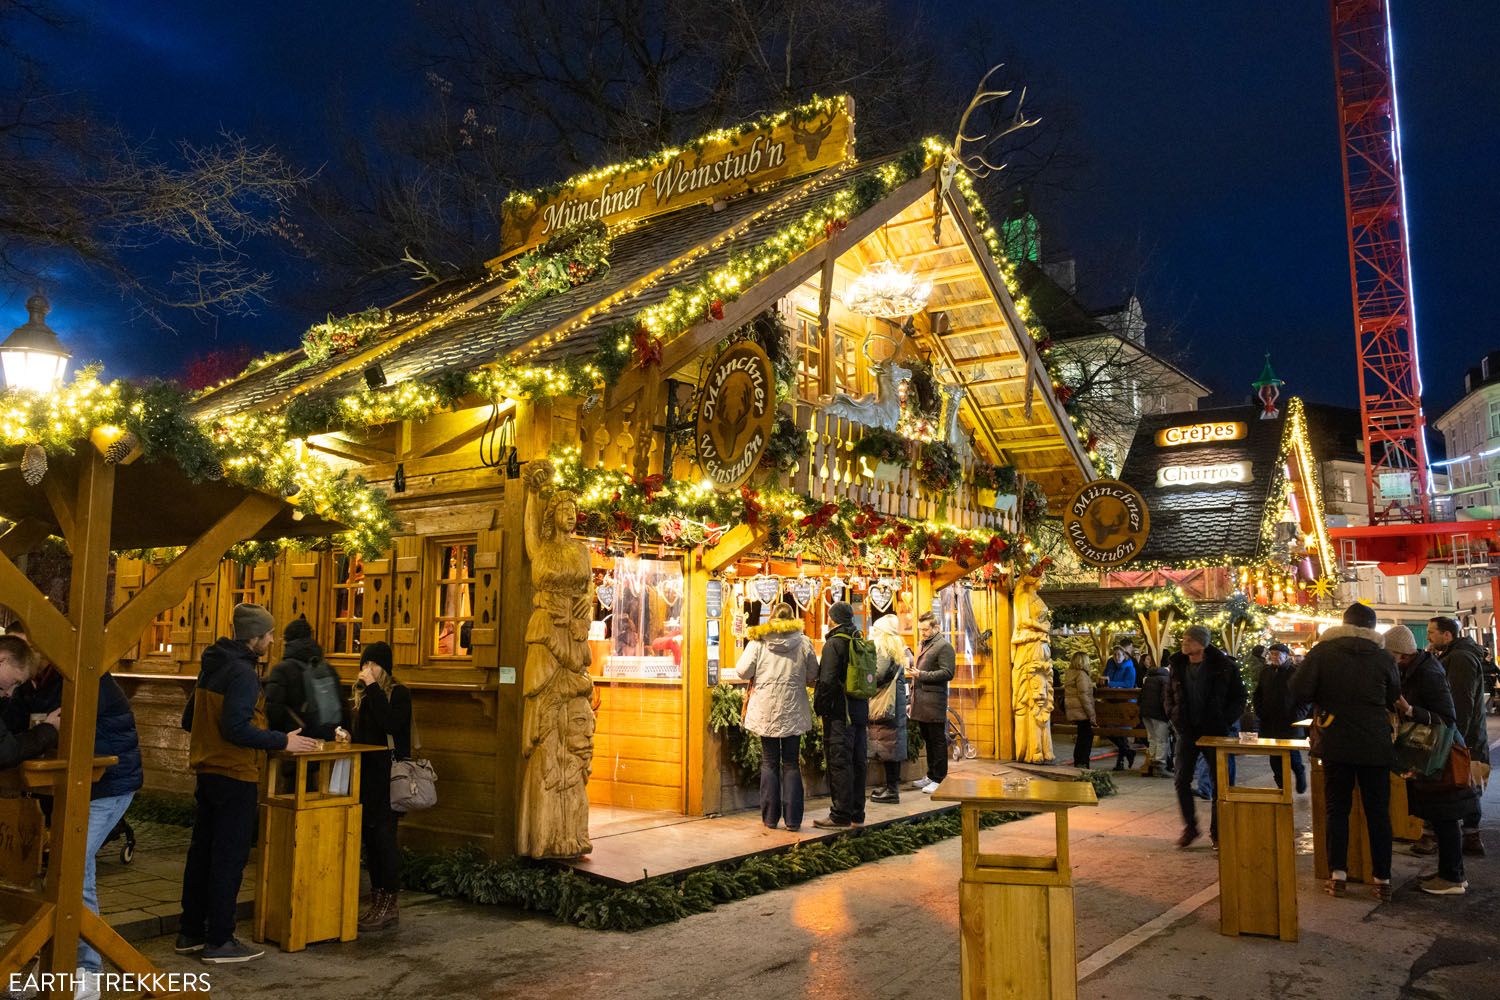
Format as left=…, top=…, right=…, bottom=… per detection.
left=595, top=578, right=615, bottom=612
left=868, top=578, right=896, bottom=612
left=824, top=575, right=847, bottom=605
left=656, top=575, right=684, bottom=609
left=786, top=576, right=820, bottom=610
left=751, top=574, right=782, bottom=605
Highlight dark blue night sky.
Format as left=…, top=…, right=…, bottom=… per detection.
left=8, top=1, right=1498, bottom=421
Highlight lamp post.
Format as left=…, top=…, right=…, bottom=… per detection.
left=2, top=293, right=71, bottom=393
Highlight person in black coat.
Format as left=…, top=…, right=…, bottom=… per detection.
left=0, top=635, right=59, bottom=767
left=1163, top=625, right=1246, bottom=848
left=1428, top=616, right=1490, bottom=856
left=350, top=642, right=411, bottom=931
left=1291, top=603, right=1400, bottom=898
left=813, top=602, right=867, bottom=829
left=1386, top=625, right=1479, bottom=895
left=264, top=616, right=337, bottom=739
left=908, top=611, right=956, bottom=791
left=1253, top=643, right=1306, bottom=793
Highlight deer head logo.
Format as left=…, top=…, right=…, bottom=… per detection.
left=791, top=108, right=835, bottom=159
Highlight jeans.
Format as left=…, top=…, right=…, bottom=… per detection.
left=918, top=720, right=948, bottom=783
left=1269, top=750, right=1306, bottom=791
left=1144, top=719, right=1171, bottom=770
left=78, top=792, right=135, bottom=972
left=823, top=716, right=867, bottom=824
left=362, top=810, right=402, bottom=893
left=180, top=774, right=258, bottom=947
left=1324, top=761, right=1392, bottom=880
left=759, top=734, right=805, bottom=830
left=1434, top=818, right=1465, bottom=883
left=1174, top=732, right=1218, bottom=839
left=1072, top=720, right=1094, bottom=768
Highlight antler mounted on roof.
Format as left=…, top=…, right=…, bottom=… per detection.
left=935, top=66, right=1039, bottom=243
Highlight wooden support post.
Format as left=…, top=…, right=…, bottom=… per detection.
left=684, top=563, right=712, bottom=816
left=993, top=582, right=1015, bottom=762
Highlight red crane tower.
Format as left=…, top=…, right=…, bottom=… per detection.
left=1330, top=0, right=1430, bottom=524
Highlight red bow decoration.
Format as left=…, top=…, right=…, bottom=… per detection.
left=632, top=326, right=663, bottom=368
left=708, top=300, right=725, bottom=321
left=981, top=535, right=1010, bottom=564
left=824, top=218, right=848, bottom=239
left=1036, top=336, right=1054, bottom=354
left=799, top=502, right=838, bottom=531
left=612, top=511, right=635, bottom=535
left=951, top=537, right=976, bottom=567
left=638, top=474, right=666, bottom=502
left=740, top=486, right=763, bottom=527
left=1054, top=384, right=1074, bottom=406
left=1086, top=432, right=1100, bottom=452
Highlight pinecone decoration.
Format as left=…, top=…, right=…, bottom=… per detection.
left=21, top=444, right=46, bottom=486
left=205, top=459, right=225, bottom=481
left=104, top=431, right=139, bottom=465
left=281, top=481, right=301, bottom=498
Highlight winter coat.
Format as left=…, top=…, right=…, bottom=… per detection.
left=352, top=681, right=412, bottom=816
left=1400, top=649, right=1481, bottom=823
left=0, top=666, right=62, bottom=735
left=1253, top=663, right=1305, bottom=738
left=1104, top=658, right=1137, bottom=689
left=264, top=636, right=346, bottom=740
left=1289, top=625, right=1400, bottom=768
left=0, top=715, right=56, bottom=769
left=1138, top=666, right=1169, bottom=722
left=910, top=633, right=956, bottom=724
left=868, top=645, right=910, bottom=762
left=1164, top=644, right=1246, bottom=737
left=737, top=625, right=818, bottom=738
left=1063, top=664, right=1096, bottom=723
left=814, top=623, right=869, bottom=724
left=1438, top=636, right=1491, bottom=767
left=93, top=674, right=143, bottom=800
left=183, top=637, right=287, bottom=783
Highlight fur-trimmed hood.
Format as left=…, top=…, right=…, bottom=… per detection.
left=1317, top=624, right=1385, bottom=646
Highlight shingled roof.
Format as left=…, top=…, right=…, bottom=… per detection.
left=1117, top=403, right=1312, bottom=567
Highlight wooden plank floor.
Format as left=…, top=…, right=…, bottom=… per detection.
left=570, top=758, right=1018, bottom=886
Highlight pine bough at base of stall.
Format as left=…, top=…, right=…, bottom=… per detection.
left=402, top=772, right=1115, bottom=933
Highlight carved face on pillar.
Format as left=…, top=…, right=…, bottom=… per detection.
left=565, top=698, right=595, bottom=764
left=554, top=498, right=578, bottom=537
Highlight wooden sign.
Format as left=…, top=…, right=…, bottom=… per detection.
left=1063, top=479, right=1150, bottom=568
left=1155, top=420, right=1246, bottom=448
left=696, top=341, right=776, bottom=491
left=0, top=797, right=43, bottom=887
left=1156, top=461, right=1253, bottom=488
left=499, top=98, right=854, bottom=257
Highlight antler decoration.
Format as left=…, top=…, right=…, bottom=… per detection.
left=934, top=66, right=1039, bottom=243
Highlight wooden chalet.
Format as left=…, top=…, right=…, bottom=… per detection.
left=114, top=97, right=1096, bottom=857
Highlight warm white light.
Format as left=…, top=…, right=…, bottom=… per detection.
left=842, top=261, right=932, bottom=319
left=2, top=295, right=70, bottom=393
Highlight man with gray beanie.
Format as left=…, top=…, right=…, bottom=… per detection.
left=1291, top=602, right=1400, bottom=899
left=179, top=603, right=319, bottom=963
left=1164, top=623, right=1246, bottom=848
left=813, top=601, right=869, bottom=829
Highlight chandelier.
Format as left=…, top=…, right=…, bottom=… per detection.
left=841, top=260, right=932, bottom=319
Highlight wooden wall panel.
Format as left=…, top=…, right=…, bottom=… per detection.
left=588, top=681, right=684, bottom=811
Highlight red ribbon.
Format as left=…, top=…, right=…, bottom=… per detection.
left=632, top=327, right=663, bottom=368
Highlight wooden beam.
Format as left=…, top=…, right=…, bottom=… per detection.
left=306, top=434, right=396, bottom=466
left=0, top=553, right=74, bottom=680
left=930, top=294, right=995, bottom=312
left=40, top=474, right=74, bottom=542
left=931, top=559, right=981, bottom=591
left=1005, top=438, right=1073, bottom=453
left=102, top=492, right=284, bottom=668
left=968, top=374, right=1029, bottom=387
left=0, top=899, right=54, bottom=975
left=0, top=519, right=52, bottom=560
left=702, top=524, right=768, bottom=574
left=897, top=243, right=965, bottom=264
left=942, top=321, right=1013, bottom=338
left=923, top=262, right=982, bottom=285
left=882, top=215, right=937, bottom=232
left=952, top=351, right=1023, bottom=366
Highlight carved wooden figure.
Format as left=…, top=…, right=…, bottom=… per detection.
left=517, top=460, right=596, bottom=859
left=1010, top=566, right=1055, bottom=763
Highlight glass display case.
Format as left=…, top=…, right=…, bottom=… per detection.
left=592, top=556, right=684, bottom=680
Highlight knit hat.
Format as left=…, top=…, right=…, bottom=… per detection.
left=1343, top=602, right=1378, bottom=629
left=829, top=601, right=854, bottom=626
left=361, top=641, right=394, bottom=674
left=1268, top=642, right=1292, bottom=655
left=232, top=603, right=275, bottom=642
left=283, top=615, right=313, bottom=643
left=1383, top=624, right=1417, bottom=655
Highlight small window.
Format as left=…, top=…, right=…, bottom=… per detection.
left=432, top=540, right=478, bottom=658
left=794, top=313, right=823, bottom=401
left=146, top=606, right=173, bottom=656
left=329, top=551, right=365, bottom=656
left=1396, top=577, right=1408, bottom=604
left=1375, top=576, right=1385, bottom=603
left=1488, top=400, right=1500, bottom=438
left=830, top=324, right=866, bottom=396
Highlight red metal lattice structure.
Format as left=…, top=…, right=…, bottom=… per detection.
left=1331, top=0, right=1430, bottom=524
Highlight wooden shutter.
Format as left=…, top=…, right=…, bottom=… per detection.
left=390, top=536, right=424, bottom=668
left=469, top=529, right=503, bottom=668
left=250, top=561, right=274, bottom=608
left=360, top=550, right=394, bottom=647
left=166, top=564, right=194, bottom=661
left=190, top=569, right=221, bottom=663
left=112, top=558, right=146, bottom=663
left=283, top=550, right=323, bottom=639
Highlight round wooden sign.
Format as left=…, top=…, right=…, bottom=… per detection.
left=695, top=340, right=775, bottom=491
left=1062, top=479, right=1151, bottom=568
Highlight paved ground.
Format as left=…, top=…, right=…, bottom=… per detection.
left=114, top=718, right=1500, bottom=1000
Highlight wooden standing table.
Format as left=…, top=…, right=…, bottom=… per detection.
left=932, top=774, right=1098, bottom=1000
left=254, top=744, right=383, bottom=953
left=1197, top=736, right=1307, bottom=941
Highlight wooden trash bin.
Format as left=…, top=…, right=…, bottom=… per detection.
left=932, top=774, right=1098, bottom=1000
left=1197, top=736, right=1307, bottom=941
left=254, top=744, right=383, bottom=953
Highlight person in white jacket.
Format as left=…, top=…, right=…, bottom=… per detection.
left=737, top=604, right=819, bottom=831
left=1063, top=652, right=1098, bottom=769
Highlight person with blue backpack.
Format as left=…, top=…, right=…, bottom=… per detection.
left=813, top=601, right=875, bottom=830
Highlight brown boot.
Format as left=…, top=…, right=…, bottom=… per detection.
left=357, top=890, right=385, bottom=926
left=358, top=891, right=391, bottom=932
left=1464, top=831, right=1486, bottom=857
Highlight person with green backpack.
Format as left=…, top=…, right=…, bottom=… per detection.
left=264, top=616, right=347, bottom=741
left=813, top=601, right=877, bottom=829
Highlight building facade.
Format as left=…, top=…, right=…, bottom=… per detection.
left=1432, top=352, right=1500, bottom=645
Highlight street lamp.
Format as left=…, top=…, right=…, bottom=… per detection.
left=2, top=293, right=71, bottom=393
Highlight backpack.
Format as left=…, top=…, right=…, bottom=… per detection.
left=841, top=634, right=879, bottom=700
left=299, top=657, right=343, bottom=734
